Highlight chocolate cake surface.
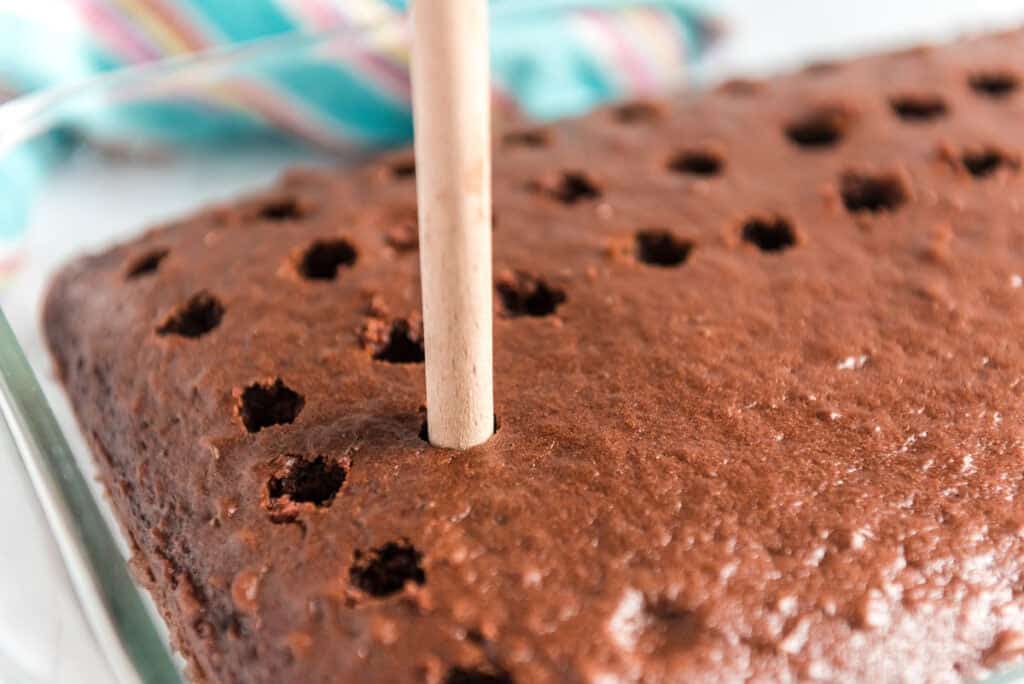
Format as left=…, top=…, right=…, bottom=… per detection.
left=44, top=30, right=1024, bottom=683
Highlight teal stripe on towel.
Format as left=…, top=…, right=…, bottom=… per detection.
left=184, top=0, right=295, bottom=42
left=270, top=62, right=413, bottom=145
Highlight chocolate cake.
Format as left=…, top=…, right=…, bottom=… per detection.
left=44, top=30, right=1024, bottom=682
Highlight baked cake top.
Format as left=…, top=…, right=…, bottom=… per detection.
left=45, top=29, right=1024, bottom=683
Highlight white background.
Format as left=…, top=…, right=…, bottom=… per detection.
left=5, top=1, right=1024, bottom=681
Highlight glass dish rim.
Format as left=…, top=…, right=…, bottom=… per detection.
left=0, top=16, right=1022, bottom=684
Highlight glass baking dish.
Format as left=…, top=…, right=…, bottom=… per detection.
left=0, top=12, right=1022, bottom=684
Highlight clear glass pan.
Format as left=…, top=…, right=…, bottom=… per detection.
left=0, top=14, right=1022, bottom=684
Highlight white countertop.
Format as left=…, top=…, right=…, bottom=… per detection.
left=4, top=2, right=1024, bottom=681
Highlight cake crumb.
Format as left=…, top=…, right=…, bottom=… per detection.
left=231, top=567, right=262, bottom=614
left=836, top=355, right=870, bottom=370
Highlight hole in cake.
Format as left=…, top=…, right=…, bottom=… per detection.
left=156, top=292, right=224, bottom=338
left=391, top=158, right=416, bottom=179
left=125, top=248, right=169, bottom=279
left=741, top=216, right=797, bottom=253
left=647, top=602, right=699, bottom=629
left=259, top=197, right=303, bottom=221
left=238, top=378, right=305, bottom=433
left=614, top=101, right=662, bottom=124
left=803, top=60, right=840, bottom=75
left=496, top=272, right=566, bottom=317
left=503, top=129, right=550, bottom=148
left=969, top=70, right=1019, bottom=98
left=541, top=171, right=602, bottom=204
left=443, top=667, right=514, bottom=684
left=640, top=597, right=704, bottom=652
left=634, top=229, right=694, bottom=267
left=667, top=149, right=723, bottom=177
left=298, top=239, right=357, bottom=280
left=419, top=415, right=500, bottom=444
left=840, top=171, right=909, bottom=214
left=268, top=456, right=346, bottom=508
left=961, top=146, right=1017, bottom=178
left=889, top=94, right=948, bottom=121
left=785, top=106, right=851, bottom=148
left=715, top=78, right=764, bottom=96
left=349, top=540, right=426, bottom=597
left=368, top=319, right=425, bottom=364
left=892, top=44, right=933, bottom=60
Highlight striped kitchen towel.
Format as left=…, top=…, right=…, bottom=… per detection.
left=0, top=0, right=716, bottom=279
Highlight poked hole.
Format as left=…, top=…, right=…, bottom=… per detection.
left=840, top=171, right=909, bottom=214
left=667, top=149, right=723, bottom=177
left=969, top=70, right=1020, bottom=98
left=642, top=596, right=704, bottom=651
left=889, top=94, right=948, bottom=122
left=785, top=105, right=852, bottom=149
left=361, top=318, right=424, bottom=364
left=237, top=378, right=305, bottom=433
left=125, top=248, right=169, bottom=279
left=961, top=146, right=1018, bottom=178
left=503, top=129, right=550, bottom=148
left=533, top=171, right=602, bottom=205
left=613, top=101, right=663, bottom=124
left=715, top=78, right=764, bottom=96
left=803, top=60, right=841, bottom=76
left=496, top=272, right=566, bottom=317
left=418, top=414, right=499, bottom=446
left=264, top=455, right=347, bottom=523
left=259, top=197, right=304, bottom=221
left=390, top=158, right=416, bottom=179
left=349, top=540, right=425, bottom=598
left=156, top=291, right=224, bottom=338
left=634, top=229, right=694, bottom=267
left=740, top=216, right=798, bottom=253
left=298, top=239, right=357, bottom=280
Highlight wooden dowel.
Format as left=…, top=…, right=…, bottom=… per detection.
left=411, top=0, right=494, bottom=449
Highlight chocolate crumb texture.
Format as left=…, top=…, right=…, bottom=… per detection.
left=43, top=30, right=1024, bottom=683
